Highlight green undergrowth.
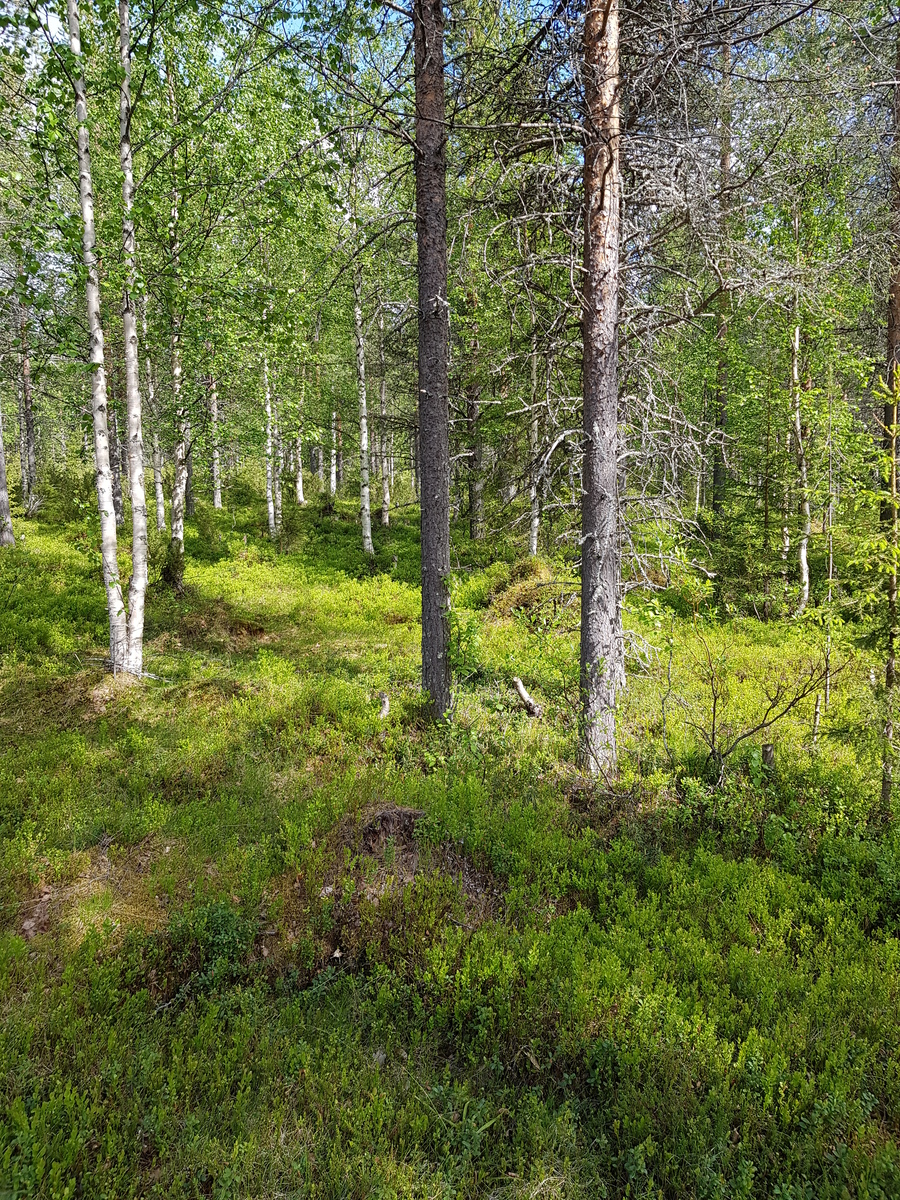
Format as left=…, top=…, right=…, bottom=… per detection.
left=1, top=486, right=899, bottom=1198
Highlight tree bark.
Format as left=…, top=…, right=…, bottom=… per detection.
left=0, top=388, right=15, bottom=547
left=119, top=0, right=148, bottom=675
left=168, top=322, right=188, bottom=588
left=185, top=419, right=195, bottom=517
left=791, top=313, right=810, bottom=615
left=528, top=341, right=541, bottom=556
left=164, top=50, right=186, bottom=590
left=210, top=373, right=222, bottom=509
left=17, top=380, right=28, bottom=501
left=378, top=306, right=390, bottom=526
left=414, top=0, right=451, bottom=717
left=19, top=308, right=37, bottom=501
left=711, top=21, right=731, bottom=518
left=579, top=0, right=623, bottom=776
left=295, top=365, right=305, bottom=505
left=354, top=266, right=375, bottom=555
left=68, top=0, right=127, bottom=669
left=466, top=339, right=483, bottom=542
left=273, top=402, right=282, bottom=533
left=151, top=427, right=165, bottom=530
left=885, top=25, right=900, bottom=812
left=329, top=410, right=337, bottom=496
left=264, top=355, right=277, bottom=538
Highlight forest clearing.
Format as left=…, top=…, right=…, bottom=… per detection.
left=3, top=0, right=900, bottom=1196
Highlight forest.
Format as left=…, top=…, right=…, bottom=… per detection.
left=3, top=0, right=900, bottom=1195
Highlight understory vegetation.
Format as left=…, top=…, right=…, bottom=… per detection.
left=2, top=481, right=899, bottom=1200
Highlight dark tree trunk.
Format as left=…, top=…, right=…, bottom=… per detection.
left=414, top=0, right=451, bottom=717
left=579, top=0, right=623, bottom=776
left=466, top=326, right=483, bottom=542
left=885, top=28, right=900, bottom=814
left=711, top=21, right=731, bottom=518
left=0, top=386, right=14, bottom=546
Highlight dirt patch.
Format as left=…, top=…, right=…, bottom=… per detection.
left=383, top=612, right=415, bottom=626
left=176, top=598, right=273, bottom=652
left=14, top=837, right=178, bottom=947
left=264, top=805, right=504, bottom=974
left=0, top=668, right=140, bottom=734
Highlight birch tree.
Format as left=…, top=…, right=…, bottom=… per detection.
left=118, top=0, right=148, bottom=675
left=66, top=0, right=127, bottom=669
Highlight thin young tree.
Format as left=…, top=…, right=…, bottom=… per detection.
left=354, top=263, right=375, bottom=556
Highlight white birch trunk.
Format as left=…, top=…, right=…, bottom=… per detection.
left=791, top=318, right=811, bottom=615
left=170, top=324, right=188, bottom=553
left=68, top=0, right=127, bottom=669
left=151, top=427, right=165, bottom=530
left=119, top=0, right=148, bottom=675
left=210, top=374, right=222, bottom=509
left=295, top=366, right=305, bottom=504
left=354, top=270, right=374, bottom=555
left=264, top=355, right=276, bottom=538
left=330, top=410, right=337, bottom=497
left=274, top=399, right=283, bottom=533
left=165, top=53, right=187, bottom=586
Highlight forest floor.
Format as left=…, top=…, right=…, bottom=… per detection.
left=2, top=479, right=900, bottom=1199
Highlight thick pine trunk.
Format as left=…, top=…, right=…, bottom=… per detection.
left=119, top=0, right=148, bottom=675
left=414, top=0, right=451, bottom=717
left=0, top=390, right=14, bottom=546
left=579, top=0, right=623, bottom=776
left=354, top=268, right=375, bottom=555
left=68, top=0, right=127, bottom=669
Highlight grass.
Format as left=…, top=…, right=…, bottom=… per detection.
left=1, top=474, right=899, bottom=1198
